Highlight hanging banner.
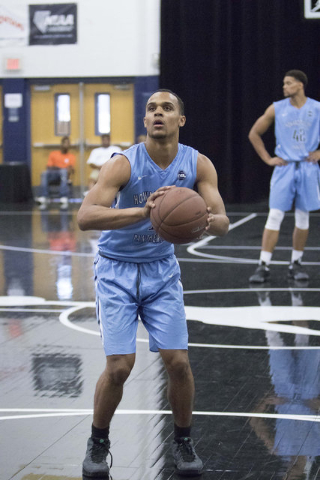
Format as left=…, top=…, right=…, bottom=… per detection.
left=0, top=4, right=28, bottom=47
left=304, top=0, right=320, bottom=18
left=29, top=3, right=77, bottom=45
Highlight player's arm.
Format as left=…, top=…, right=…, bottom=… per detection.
left=248, top=104, right=287, bottom=166
left=77, top=154, right=172, bottom=231
left=196, top=153, right=229, bottom=237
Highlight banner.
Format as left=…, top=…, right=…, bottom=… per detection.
left=0, top=4, right=28, bottom=47
left=304, top=0, right=320, bottom=18
left=29, top=3, right=77, bottom=45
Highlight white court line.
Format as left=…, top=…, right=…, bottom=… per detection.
left=1, top=211, right=318, bottom=264
left=0, top=308, right=65, bottom=312
left=58, top=302, right=320, bottom=350
left=0, top=210, right=319, bottom=216
left=202, top=245, right=320, bottom=251
left=187, top=214, right=257, bottom=263
left=0, top=210, right=79, bottom=215
left=0, top=244, right=93, bottom=257
left=187, top=214, right=320, bottom=265
left=183, top=287, right=320, bottom=294
left=1, top=242, right=318, bottom=264
left=0, top=408, right=319, bottom=423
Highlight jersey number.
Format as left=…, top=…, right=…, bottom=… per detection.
left=293, top=129, right=306, bottom=143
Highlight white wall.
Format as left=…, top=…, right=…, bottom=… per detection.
left=0, top=0, right=160, bottom=78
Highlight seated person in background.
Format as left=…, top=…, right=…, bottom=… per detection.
left=36, top=136, right=76, bottom=208
left=86, top=134, right=122, bottom=191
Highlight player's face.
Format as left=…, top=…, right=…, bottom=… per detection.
left=283, top=76, right=303, bottom=98
left=144, top=92, right=186, bottom=139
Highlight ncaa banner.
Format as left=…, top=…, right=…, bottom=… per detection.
left=29, top=3, right=77, bottom=45
left=304, top=0, right=320, bottom=18
left=0, top=4, right=28, bottom=47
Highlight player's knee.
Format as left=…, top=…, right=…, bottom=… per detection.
left=295, top=209, right=309, bottom=230
left=265, top=209, right=285, bottom=231
left=165, top=354, right=190, bottom=379
left=106, top=356, right=134, bottom=385
left=108, top=365, right=131, bottom=385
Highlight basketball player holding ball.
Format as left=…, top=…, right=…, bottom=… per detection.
left=78, top=89, right=229, bottom=478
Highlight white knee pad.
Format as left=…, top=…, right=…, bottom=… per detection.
left=265, top=209, right=285, bottom=231
left=295, top=209, right=309, bottom=230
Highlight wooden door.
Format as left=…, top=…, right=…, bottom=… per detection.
left=0, top=86, right=3, bottom=164
left=30, top=82, right=134, bottom=190
left=83, top=83, right=134, bottom=183
left=30, top=84, right=80, bottom=187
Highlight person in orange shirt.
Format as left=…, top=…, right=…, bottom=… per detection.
left=36, top=136, right=76, bottom=208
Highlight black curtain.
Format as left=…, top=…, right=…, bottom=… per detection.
left=160, top=0, right=320, bottom=203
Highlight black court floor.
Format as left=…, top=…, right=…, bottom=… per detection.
left=1, top=200, right=320, bottom=480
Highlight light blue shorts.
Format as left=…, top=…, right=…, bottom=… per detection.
left=94, top=253, right=188, bottom=355
left=269, top=161, right=320, bottom=212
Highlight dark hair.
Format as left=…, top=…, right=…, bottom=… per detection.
left=101, top=133, right=110, bottom=138
left=149, top=89, right=185, bottom=115
left=285, top=70, right=308, bottom=88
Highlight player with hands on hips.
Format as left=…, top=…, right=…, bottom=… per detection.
left=78, top=89, right=229, bottom=479
left=248, top=70, right=320, bottom=284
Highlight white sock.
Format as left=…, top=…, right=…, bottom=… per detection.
left=259, top=251, right=272, bottom=265
left=291, top=250, right=303, bottom=263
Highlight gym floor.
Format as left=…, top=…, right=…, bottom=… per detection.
left=1, top=200, right=320, bottom=480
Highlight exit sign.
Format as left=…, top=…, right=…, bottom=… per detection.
left=304, top=0, right=320, bottom=18
left=5, top=58, right=21, bottom=71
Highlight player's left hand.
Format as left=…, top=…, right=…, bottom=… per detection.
left=205, top=207, right=215, bottom=231
left=306, top=150, right=320, bottom=163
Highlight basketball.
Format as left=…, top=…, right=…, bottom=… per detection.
left=150, top=187, right=208, bottom=244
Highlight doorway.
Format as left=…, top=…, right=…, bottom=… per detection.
left=30, top=82, right=134, bottom=195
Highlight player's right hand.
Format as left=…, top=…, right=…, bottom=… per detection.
left=143, top=186, right=176, bottom=217
left=268, top=156, right=288, bottom=166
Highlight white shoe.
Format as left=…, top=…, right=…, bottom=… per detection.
left=36, top=196, right=47, bottom=204
left=36, top=196, right=48, bottom=209
left=60, top=197, right=69, bottom=209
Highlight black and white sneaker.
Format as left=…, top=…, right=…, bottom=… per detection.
left=172, top=437, right=203, bottom=476
left=249, top=262, right=270, bottom=283
left=288, top=260, right=309, bottom=281
left=82, top=437, right=112, bottom=479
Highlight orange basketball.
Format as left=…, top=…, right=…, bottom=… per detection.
left=150, top=187, right=208, bottom=244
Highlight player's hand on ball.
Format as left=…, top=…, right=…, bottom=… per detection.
left=150, top=187, right=208, bottom=243
left=143, top=186, right=176, bottom=217
left=205, top=207, right=216, bottom=231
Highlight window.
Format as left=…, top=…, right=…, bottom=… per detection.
left=95, top=93, right=111, bottom=135
left=55, top=94, right=71, bottom=136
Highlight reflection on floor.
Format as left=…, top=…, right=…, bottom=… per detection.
left=0, top=202, right=320, bottom=479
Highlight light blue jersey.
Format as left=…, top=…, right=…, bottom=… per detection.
left=274, top=97, right=320, bottom=161
left=98, top=142, right=198, bottom=262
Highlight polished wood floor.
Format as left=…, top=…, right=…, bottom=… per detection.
left=1, top=200, right=320, bottom=480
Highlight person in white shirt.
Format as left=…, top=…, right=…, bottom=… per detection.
left=87, top=134, right=122, bottom=190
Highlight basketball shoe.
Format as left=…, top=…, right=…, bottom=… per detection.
left=172, top=437, right=203, bottom=476
left=288, top=260, right=309, bottom=281
left=249, top=262, right=270, bottom=283
left=82, top=437, right=112, bottom=479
